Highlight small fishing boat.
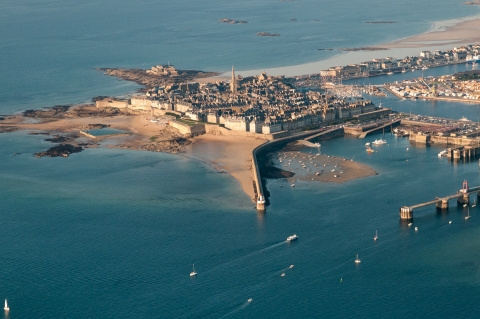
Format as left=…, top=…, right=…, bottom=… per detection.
left=286, top=234, right=298, bottom=242
left=281, top=273, right=285, bottom=277
left=289, top=265, right=294, bottom=269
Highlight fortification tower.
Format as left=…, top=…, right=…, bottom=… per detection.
left=230, top=65, right=237, bottom=94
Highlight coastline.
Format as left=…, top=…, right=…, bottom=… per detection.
left=219, top=13, right=480, bottom=77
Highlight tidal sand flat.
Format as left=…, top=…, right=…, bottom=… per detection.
left=277, top=152, right=377, bottom=184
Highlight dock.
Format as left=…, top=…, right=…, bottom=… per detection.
left=400, top=180, right=480, bottom=219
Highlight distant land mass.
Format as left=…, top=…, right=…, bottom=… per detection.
left=464, top=1, right=480, bottom=4
left=257, top=32, right=280, bottom=37
left=338, top=47, right=389, bottom=51
left=219, top=18, right=248, bottom=24
left=365, top=21, right=397, bottom=24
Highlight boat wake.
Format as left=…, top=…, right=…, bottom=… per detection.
left=218, top=300, right=252, bottom=319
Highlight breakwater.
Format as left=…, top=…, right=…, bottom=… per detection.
left=251, top=127, right=344, bottom=210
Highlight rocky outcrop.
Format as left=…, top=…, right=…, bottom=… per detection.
left=35, top=144, right=83, bottom=158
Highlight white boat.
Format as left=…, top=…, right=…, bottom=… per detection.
left=354, top=254, right=361, bottom=264
left=472, top=198, right=476, bottom=208
left=460, top=116, right=470, bottom=122
left=289, top=264, right=294, bottom=269
left=422, top=66, right=429, bottom=70
left=465, top=208, right=470, bottom=220
left=414, top=227, right=418, bottom=231
left=408, top=222, right=413, bottom=227
left=463, top=203, right=468, bottom=207
left=372, top=139, right=387, bottom=145
left=449, top=220, right=452, bottom=224
left=281, top=273, right=285, bottom=277
left=402, top=69, right=407, bottom=73
left=286, top=234, right=298, bottom=242
left=247, top=298, right=253, bottom=302
left=4, top=299, right=9, bottom=312
left=387, top=72, right=394, bottom=75
left=438, top=150, right=447, bottom=157
left=291, top=183, right=295, bottom=187
left=190, top=264, right=197, bottom=277
left=374, top=230, right=378, bottom=241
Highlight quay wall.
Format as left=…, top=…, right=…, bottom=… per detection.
left=251, top=127, right=344, bottom=207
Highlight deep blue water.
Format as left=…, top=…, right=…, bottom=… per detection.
left=2, top=0, right=480, bottom=318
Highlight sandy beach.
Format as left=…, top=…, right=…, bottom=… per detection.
left=184, top=135, right=264, bottom=201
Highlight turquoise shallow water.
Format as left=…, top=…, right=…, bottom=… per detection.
left=2, top=0, right=480, bottom=317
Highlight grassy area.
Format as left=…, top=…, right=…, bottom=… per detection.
left=149, top=136, right=158, bottom=142
left=165, top=112, right=180, bottom=119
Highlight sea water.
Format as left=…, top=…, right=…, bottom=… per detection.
left=2, top=0, right=480, bottom=317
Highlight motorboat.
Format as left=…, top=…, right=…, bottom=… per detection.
left=408, top=222, right=413, bottom=227
left=289, top=265, right=294, bottom=269
left=247, top=298, right=253, bottom=303
left=281, top=273, right=285, bottom=277
left=354, top=254, right=361, bottom=264
left=372, top=139, right=387, bottom=145
left=190, top=264, right=197, bottom=277
left=449, top=220, right=452, bottom=224
left=286, top=234, right=298, bottom=242
left=438, top=150, right=448, bottom=157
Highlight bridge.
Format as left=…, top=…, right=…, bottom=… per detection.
left=399, top=180, right=480, bottom=219
left=358, top=119, right=401, bottom=138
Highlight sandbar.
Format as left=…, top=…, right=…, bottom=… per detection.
left=275, top=151, right=377, bottom=184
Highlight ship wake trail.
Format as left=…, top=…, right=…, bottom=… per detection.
left=219, top=301, right=251, bottom=319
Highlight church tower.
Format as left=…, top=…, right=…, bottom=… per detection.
left=230, top=65, right=237, bottom=94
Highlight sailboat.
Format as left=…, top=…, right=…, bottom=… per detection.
left=4, top=299, right=9, bottom=312
left=465, top=208, right=471, bottom=220
left=354, top=254, right=361, bottom=264
left=472, top=198, right=476, bottom=208
left=190, top=264, right=197, bottom=277
left=374, top=230, right=378, bottom=241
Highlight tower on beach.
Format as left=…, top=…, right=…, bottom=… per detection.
left=230, top=65, right=237, bottom=94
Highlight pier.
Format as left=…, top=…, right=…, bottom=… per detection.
left=399, top=180, right=480, bottom=219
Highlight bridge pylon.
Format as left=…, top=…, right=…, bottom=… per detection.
left=399, top=206, right=413, bottom=220
left=436, top=199, right=449, bottom=210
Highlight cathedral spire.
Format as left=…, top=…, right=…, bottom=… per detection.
left=230, top=65, right=237, bottom=94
